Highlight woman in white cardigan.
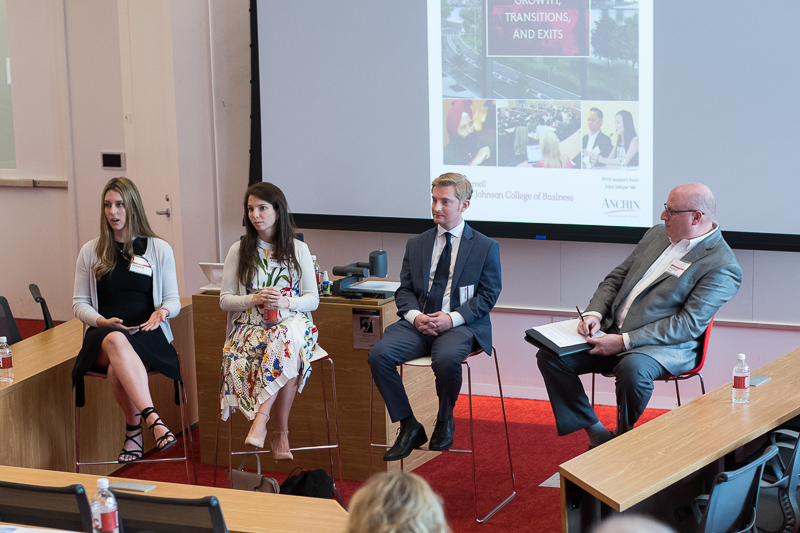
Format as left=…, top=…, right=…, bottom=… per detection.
left=219, top=182, right=319, bottom=459
left=72, top=177, right=181, bottom=463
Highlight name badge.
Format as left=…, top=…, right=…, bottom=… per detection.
left=459, top=284, right=475, bottom=303
left=129, top=256, right=153, bottom=277
left=666, top=259, right=691, bottom=278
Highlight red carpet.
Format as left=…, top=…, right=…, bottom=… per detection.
left=113, top=395, right=668, bottom=533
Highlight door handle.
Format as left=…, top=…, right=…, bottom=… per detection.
left=156, top=194, right=171, bottom=217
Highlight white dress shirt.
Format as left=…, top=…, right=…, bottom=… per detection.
left=405, top=220, right=466, bottom=328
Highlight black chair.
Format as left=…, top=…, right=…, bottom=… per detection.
left=0, top=295, right=22, bottom=345
left=111, top=490, right=228, bottom=533
left=29, top=283, right=56, bottom=330
left=0, top=480, right=92, bottom=532
left=691, top=445, right=779, bottom=533
left=755, top=429, right=800, bottom=533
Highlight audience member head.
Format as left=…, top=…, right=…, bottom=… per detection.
left=237, top=182, right=299, bottom=286
left=587, top=107, right=603, bottom=134
left=432, top=172, right=472, bottom=202
left=95, top=177, right=157, bottom=279
left=346, top=472, right=449, bottom=533
left=661, top=183, right=716, bottom=243
left=592, top=515, right=677, bottom=533
left=615, top=110, right=638, bottom=147
left=539, top=130, right=565, bottom=168
left=446, top=100, right=474, bottom=140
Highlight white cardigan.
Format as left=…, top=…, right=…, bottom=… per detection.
left=219, top=239, right=319, bottom=336
left=72, top=237, right=181, bottom=342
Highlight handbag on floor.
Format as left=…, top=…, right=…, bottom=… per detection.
left=228, top=454, right=279, bottom=493
left=280, top=467, right=334, bottom=498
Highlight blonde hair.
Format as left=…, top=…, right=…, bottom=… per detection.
left=347, top=472, right=448, bottom=533
left=539, top=130, right=565, bottom=168
left=94, top=177, right=159, bottom=280
left=432, top=173, right=472, bottom=202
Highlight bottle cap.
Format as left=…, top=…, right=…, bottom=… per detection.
left=738, top=353, right=746, bottom=360
left=311, top=255, right=317, bottom=261
left=323, top=271, right=329, bottom=282
left=97, top=478, right=110, bottom=489
left=0, top=336, right=6, bottom=343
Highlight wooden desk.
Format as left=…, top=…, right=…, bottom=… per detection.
left=193, top=290, right=439, bottom=481
left=0, top=465, right=347, bottom=533
left=560, top=347, right=800, bottom=532
left=0, top=299, right=197, bottom=476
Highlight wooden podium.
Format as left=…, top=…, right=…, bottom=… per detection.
left=193, top=290, right=439, bottom=481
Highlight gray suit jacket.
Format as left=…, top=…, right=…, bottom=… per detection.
left=394, top=223, right=502, bottom=354
left=587, top=225, right=742, bottom=375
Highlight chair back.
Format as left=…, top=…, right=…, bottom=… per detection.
left=29, top=283, right=56, bottom=330
left=0, top=480, right=92, bottom=532
left=0, top=295, right=22, bottom=345
left=756, top=429, right=800, bottom=533
left=695, top=445, right=778, bottom=533
left=685, top=316, right=714, bottom=376
left=112, top=490, right=228, bottom=533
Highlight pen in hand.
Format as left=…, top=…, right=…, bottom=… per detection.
left=576, top=306, right=593, bottom=338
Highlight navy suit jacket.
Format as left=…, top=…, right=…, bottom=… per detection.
left=394, top=223, right=502, bottom=354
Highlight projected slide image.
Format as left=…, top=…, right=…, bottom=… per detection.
left=441, top=0, right=638, bottom=101
left=575, top=102, right=639, bottom=169
left=443, top=99, right=497, bottom=166
left=431, top=0, right=651, bottom=227
left=497, top=100, right=581, bottom=168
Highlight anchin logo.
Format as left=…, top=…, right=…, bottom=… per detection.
left=602, top=198, right=640, bottom=213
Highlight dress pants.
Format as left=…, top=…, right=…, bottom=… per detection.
left=368, top=319, right=475, bottom=423
left=536, top=348, right=667, bottom=436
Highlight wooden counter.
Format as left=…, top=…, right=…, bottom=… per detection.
left=0, top=465, right=347, bottom=533
left=560, top=346, right=800, bottom=532
left=0, top=299, right=197, bottom=476
left=194, top=290, right=439, bottom=481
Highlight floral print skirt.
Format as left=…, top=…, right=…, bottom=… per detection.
left=219, top=313, right=317, bottom=421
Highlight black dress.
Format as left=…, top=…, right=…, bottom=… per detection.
left=72, top=238, right=181, bottom=407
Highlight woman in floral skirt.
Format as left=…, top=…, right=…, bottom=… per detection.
left=219, top=182, right=319, bottom=459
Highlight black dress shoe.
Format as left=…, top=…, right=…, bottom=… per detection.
left=429, top=417, right=455, bottom=451
left=383, top=425, right=428, bottom=461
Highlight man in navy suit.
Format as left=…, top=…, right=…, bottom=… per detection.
left=368, top=173, right=502, bottom=461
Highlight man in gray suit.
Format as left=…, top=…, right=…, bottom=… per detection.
left=537, top=183, right=742, bottom=447
left=369, top=172, right=501, bottom=460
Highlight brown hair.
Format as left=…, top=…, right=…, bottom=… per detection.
left=237, top=182, right=300, bottom=287
left=94, top=177, right=159, bottom=280
left=431, top=172, right=472, bottom=202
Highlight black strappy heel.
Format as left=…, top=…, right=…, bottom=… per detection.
left=140, top=406, right=177, bottom=452
left=118, top=420, right=144, bottom=463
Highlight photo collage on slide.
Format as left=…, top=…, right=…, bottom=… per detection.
left=440, top=0, right=640, bottom=171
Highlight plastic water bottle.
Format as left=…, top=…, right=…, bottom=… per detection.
left=732, top=353, right=750, bottom=403
left=312, top=255, right=321, bottom=291
left=617, top=146, right=627, bottom=168
left=0, top=336, right=12, bottom=383
left=91, top=478, right=119, bottom=533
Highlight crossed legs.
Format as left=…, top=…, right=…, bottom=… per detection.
left=536, top=349, right=667, bottom=439
left=98, top=332, right=175, bottom=461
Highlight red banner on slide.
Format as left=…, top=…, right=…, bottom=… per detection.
left=486, top=0, right=590, bottom=57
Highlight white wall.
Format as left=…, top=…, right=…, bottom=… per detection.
left=1, top=0, right=798, bottom=410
